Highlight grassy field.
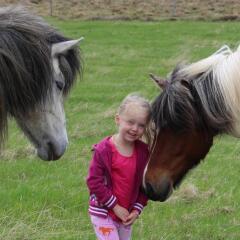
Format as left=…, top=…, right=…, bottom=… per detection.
left=0, top=20, right=240, bottom=239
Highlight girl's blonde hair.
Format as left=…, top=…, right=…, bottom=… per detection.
left=117, top=93, right=152, bottom=144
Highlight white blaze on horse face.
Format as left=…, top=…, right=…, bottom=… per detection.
left=34, top=53, right=68, bottom=160
left=142, top=163, right=149, bottom=190
left=17, top=60, right=68, bottom=160
left=36, top=87, right=67, bottom=160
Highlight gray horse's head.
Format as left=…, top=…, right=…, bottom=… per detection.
left=17, top=39, right=83, bottom=160
left=0, top=6, right=83, bottom=160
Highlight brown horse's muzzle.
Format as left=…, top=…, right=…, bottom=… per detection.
left=144, top=175, right=173, bottom=202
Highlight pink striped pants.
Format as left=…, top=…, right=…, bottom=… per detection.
left=90, top=215, right=132, bottom=240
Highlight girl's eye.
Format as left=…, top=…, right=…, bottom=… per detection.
left=56, top=80, right=64, bottom=91
left=127, top=120, right=134, bottom=125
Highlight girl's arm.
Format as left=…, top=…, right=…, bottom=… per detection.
left=132, top=144, right=149, bottom=214
left=86, top=149, right=117, bottom=209
left=132, top=190, right=148, bottom=215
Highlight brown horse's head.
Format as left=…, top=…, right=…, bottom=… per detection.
left=143, top=128, right=213, bottom=201
left=144, top=66, right=232, bottom=201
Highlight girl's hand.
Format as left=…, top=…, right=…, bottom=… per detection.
left=113, top=204, right=129, bottom=222
left=123, top=210, right=139, bottom=226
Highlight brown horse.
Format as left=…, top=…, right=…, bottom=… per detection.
left=143, top=45, right=240, bottom=201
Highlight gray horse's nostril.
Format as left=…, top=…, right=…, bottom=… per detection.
left=37, top=140, right=67, bottom=161
left=47, top=142, right=60, bottom=160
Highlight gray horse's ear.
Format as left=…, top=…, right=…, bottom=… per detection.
left=149, top=73, right=167, bottom=89
left=51, top=37, right=84, bottom=57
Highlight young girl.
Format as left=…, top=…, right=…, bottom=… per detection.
left=86, top=93, right=151, bottom=240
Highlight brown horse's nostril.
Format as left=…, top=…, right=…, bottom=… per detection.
left=145, top=179, right=172, bottom=202
left=145, top=182, right=159, bottom=201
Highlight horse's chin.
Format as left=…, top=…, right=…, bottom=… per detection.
left=37, top=150, right=61, bottom=161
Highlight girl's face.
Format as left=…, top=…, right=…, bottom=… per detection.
left=115, top=103, right=149, bottom=143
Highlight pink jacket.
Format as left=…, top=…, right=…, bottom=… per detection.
left=86, top=136, right=149, bottom=218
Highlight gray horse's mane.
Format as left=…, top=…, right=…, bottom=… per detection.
left=0, top=6, right=82, bottom=143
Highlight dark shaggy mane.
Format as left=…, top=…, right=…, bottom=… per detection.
left=152, top=65, right=232, bottom=134
left=0, top=6, right=82, bottom=143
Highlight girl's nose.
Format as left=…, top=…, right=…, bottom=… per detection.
left=132, top=124, right=138, bottom=131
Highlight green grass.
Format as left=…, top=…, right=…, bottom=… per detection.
left=0, top=20, right=240, bottom=239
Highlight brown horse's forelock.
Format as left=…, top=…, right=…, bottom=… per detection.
left=152, top=65, right=232, bottom=135
left=0, top=6, right=82, bottom=142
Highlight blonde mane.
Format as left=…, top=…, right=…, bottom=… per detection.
left=180, top=45, right=240, bottom=136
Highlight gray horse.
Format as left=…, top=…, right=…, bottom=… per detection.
left=0, top=6, right=83, bottom=160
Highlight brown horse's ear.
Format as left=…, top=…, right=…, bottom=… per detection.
left=149, top=73, right=167, bottom=89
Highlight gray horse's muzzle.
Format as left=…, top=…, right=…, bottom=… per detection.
left=37, top=139, right=68, bottom=161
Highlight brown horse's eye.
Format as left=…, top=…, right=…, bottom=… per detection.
left=180, top=79, right=190, bottom=88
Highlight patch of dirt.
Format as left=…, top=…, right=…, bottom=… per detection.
left=0, top=0, right=240, bottom=20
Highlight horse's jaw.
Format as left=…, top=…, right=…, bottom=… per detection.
left=17, top=115, right=68, bottom=161
left=16, top=92, right=68, bottom=161
left=36, top=119, right=68, bottom=161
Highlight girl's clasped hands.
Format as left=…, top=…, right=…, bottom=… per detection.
left=113, top=204, right=139, bottom=226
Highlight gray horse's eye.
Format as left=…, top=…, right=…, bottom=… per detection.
left=56, top=80, right=64, bottom=91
